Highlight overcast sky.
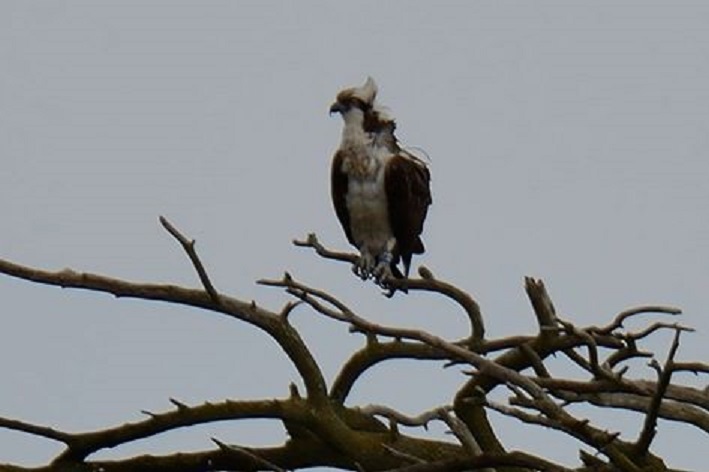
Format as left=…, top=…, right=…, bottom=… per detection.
left=1, top=2, right=707, bottom=469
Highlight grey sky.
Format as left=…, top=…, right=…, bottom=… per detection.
left=1, top=1, right=707, bottom=468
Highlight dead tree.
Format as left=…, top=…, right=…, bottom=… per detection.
left=0, top=217, right=706, bottom=472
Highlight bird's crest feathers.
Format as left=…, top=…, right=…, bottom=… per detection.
left=335, top=77, right=378, bottom=108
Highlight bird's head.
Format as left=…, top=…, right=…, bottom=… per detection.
left=329, top=77, right=378, bottom=116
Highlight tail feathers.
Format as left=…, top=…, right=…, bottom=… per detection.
left=412, top=237, right=425, bottom=255
left=399, top=237, right=424, bottom=277
left=390, top=256, right=409, bottom=296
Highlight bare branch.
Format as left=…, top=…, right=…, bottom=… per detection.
left=359, top=404, right=450, bottom=428
left=0, top=256, right=333, bottom=419
left=292, top=235, right=485, bottom=342
left=265, top=273, right=644, bottom=464
left=520, top=342, right=551, bottom=378
left=557, top=391, right=709, bottom=434
left=384, top=451, right=576, bottom=472
left=594, top=305, right=682, bottom=335
left=212, top=438, right=287, bottom=472
left=486, top=399, right=561, bottom=430
left=293, top=233, right=357, bottom=264
left=604, top=343, right=654, bottom=370
left=54, top=398, right=308, bottom=462
left=436, top=408, right=485, bottom=458
left=159, top=216, right=220, bottom=304
left=635, top=328, right=682, bottom=455
left=82, top=439, right=350, bottom=471
left=624, top=322, right=694, bottom=342
left=671, top=361, right=709, bottom=375
left=382, top=445, right=425, bottom=464
left=524, top=277, right=558, bottom=332
left=635, top=381, right=709, bottom=410
left=0, top=416, right=72, bottom=444
left=0, top=225, right=703, bottom=471
left=330, top=340, right=450, bottom=403
left=279, top=300, right=303, bottom=320
left=383, top=267, right=485, bottom=343
left=558, top=320, right=602, bottom=377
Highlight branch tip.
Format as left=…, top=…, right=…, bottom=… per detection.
left=418, top=266, right=434, bottom=279
left=169, top=398, right=188, bottom=410
left=159, top=215, right=220, bottom=304
left=289, top=383, right=301, bottom=399
left=280, top=300, right=302, bottom=319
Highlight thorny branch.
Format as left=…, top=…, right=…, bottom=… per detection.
left=0, top=230, right=703, bottom=472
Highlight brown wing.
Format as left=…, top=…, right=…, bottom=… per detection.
left=331, top=150, right=356, bottom=247
left=384, top=154, right=432, bottom=275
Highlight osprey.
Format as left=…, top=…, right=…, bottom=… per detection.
left=330, top=78, right=432, bottom=286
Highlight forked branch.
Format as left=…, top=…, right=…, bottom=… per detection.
left=293, top=234, right=485, bottom=341
left=160, top=215, right=220, bottom=304
left=0, top=224, right=702, bottom=472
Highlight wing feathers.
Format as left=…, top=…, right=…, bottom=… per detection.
left=385, top=155, right=432, bottom=276
left=331, top=150, right=355, bottom=246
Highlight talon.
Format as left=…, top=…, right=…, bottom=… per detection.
left=373, top=251, right=394, bottom=284
left=353, top=252, right=375, bottom=280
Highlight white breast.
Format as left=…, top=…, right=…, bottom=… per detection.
left=345, top=159, right=393, bottom=255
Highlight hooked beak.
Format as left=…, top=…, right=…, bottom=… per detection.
left=329, top=101, right=346, bottom=115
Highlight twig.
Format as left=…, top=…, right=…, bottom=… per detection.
left=292, top=234, right=485, bottom=342
left=259, top=273, right=356, bottom=320
left=359, top=404, right=449, bottom=428
left=382, top=444, right=425, bottom=464
left=436, top=408, right=485, bottom=457
left=562, top=348, right=595, bottom=375
left=383, top=267, right=485, bottom=342
left=169, top=397, right=189, bottom=410
left=671, top=361, right=709, bottom=375
left=520, top=343, right=551, bottom=378
left=604, top=344, right=654, bottom=370
left=0, top=416, right=72, bottom=443
left=635, top=328, right=682, bottom=455
left=159, top=215, right=220, bottom=304
left=625, top=322, right=694, bottom=342
left=212, top=438, right=287, bottom=472
left=486, top=400, right=559, bottom=430
left=552, top=390, right=709, bottom=433
left=280, top=300, right=303, bottom=319
left=558, top=321, right=601, bottom=376
left=524, top=277, right=558, bottom=332
left=533, top=377, right=646, bottom=397
left=594, top=306, right=682, bottom=335
left=293, top=233, right=357, bottom=264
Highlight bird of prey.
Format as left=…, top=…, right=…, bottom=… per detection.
left=330, top=77, right=432, bottom=286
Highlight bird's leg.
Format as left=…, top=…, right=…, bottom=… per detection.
left=373, top=252, right=393, bottom=284
left=353, top=248, right=376, bottom=280
left=373, top=238, right=397, bottom=284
